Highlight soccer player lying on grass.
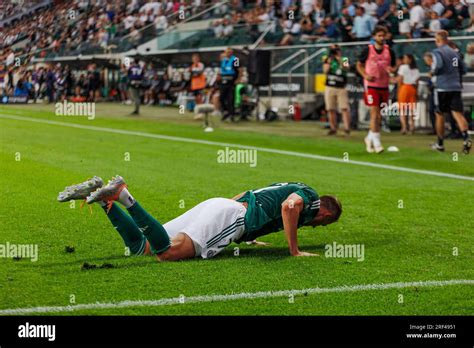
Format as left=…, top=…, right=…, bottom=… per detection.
left=57, top=176, right=342, bottom=261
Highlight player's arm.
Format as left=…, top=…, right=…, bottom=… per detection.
left=231, top=191, right=246, bottom=200
left=356, top=48, right=374, bottom=81
left=281, top=193, right=318, bottom=257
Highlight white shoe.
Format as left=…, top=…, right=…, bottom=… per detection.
left=364, top=136, right=374, bottom=153
left=374, top=145, right=384, bottom=154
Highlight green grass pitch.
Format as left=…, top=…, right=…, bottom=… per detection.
left=0, top=103, right=473, bottom=315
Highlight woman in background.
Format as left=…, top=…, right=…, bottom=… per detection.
left=397, top=54, right=420, bottom=134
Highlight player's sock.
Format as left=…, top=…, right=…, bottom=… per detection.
left=461, top=131, right=470, bottom=142
left=118, top=187, right=136, bottom=208
left=372, top=132, right=382, bottom=147
left=367, top=130, right=374, bottom=141
left=102, top=202, right=147, bottom=255
left=127, top=201, right=171, bottom=254
left=438, top=137, right=444, bottom=147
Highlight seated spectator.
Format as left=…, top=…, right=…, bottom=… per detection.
left=422, top=10, right=442, bottom=36
left=155, top=10, right=168, bottom=31
left=359, top=0, right=377, bottom=16
left=397, top=0, right=411, bottom=37
left=408, top=0, right=425, bottom=38
left=322, top=16, right=340, bottom=39
left=453, top=0, right=469, bottom=28
left=279, top=17, right=302, bottom=45
left=384, top=3, right=401, bottom=35
left=314, top=0, right=326, bottom=26
left=301, top=0, right=316, bottom=16
left=351, top=6, right=374, bottom=40
left=344, top=0, right=357, bottom=17
left=464, top=43, right=474, bottom=71
left=338, top=8, right=354, bottom=41
left=439, top=0, right=456, bottom=29
left=430, top=0, right=445, bottom=17
left=375, top=0, right=390, bottom=19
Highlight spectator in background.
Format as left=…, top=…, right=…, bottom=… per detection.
left=128, top=58, right=144, bottom=115
left=422, top=10, right=442, bottom=36
left=351, top=6, right=374, bottom=40
left=397, top=0, right=411, bottom=38
left=359, top=0, right=377, bottom=16
left=397, top=54, right=420, bottom=134
left=189, top=53, right=206, bottom=105
left=408, top=0, right=425, bottom=38
left=375, top=0, right=390, bottom=19
left=423, top=52, right=437, bottom=134
left=464, top=43, right=474, bottom=71
left=453, top=0, right=469, bottom=28
left=344, top=0, right=357, bottom=16
left=439, top=0, right=456, bottom=29
left=331, top=0, right=345, bottom=16
left=384, top=3, right=401, bottom=35
left=155, top=10, right=168, bottom=32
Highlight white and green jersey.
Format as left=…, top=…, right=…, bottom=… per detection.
left=235, top=183, right=320, bottom=242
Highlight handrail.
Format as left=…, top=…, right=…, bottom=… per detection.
left=250, top=22, right=274, bottom=50
left=271, top=48, right=307, bottom=72
left=288, top=48, right=326, bottom=103
left=260, top=34, right=474, bottom=51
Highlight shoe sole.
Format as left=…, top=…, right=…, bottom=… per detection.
left=86, top=177, right=126, bottom=204
left=58, top=177, right=103, bottom=202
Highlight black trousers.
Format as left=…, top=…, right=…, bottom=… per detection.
left=219, top=82, right=235, bottom=120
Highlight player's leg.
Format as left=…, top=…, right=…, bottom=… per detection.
left=448, top=92, right=472, bottom=154
left=451, top=110, right=471, bottom=153
left=99, top=201, right=148, bottom=255
left=432, top=90, right=447, bottom=151
left=57, top=176, right=149, bottom=255
left=339, top=88, right=350, bottom=135
left=370, top=89, right=386, bottom=153
left=87, top=176, right=171, bottom=254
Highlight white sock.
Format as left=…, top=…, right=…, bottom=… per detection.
left=367, top=130, right=373, bottom=141
left=118, top=188, right=136, bottom=208
left=372, top=132, right=382, bottom=147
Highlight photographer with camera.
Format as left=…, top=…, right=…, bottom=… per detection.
left=323, top=45, right=351, bottom=136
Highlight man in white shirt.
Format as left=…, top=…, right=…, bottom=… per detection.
left=408, top=0, right=425, bottom=38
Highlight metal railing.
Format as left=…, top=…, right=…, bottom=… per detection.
left=288, top=48, right=326, bottom=103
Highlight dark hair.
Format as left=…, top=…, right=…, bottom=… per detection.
left=373, top=25, right=388, bottom=35
left=404, top=54, right=417, bottom=69
left=320, top=195, right=343, bottom=223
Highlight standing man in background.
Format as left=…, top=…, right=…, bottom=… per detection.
left=323, top=44, right=351, bottom=136
left=190, top=53, right=206, bottom=105
left=128, top=58, right=144, bottom=115
left=430, top=30, right=471, bottom=154
left=0, top=64, right=6, bottom=96
left=356, top=25, right=396, bottom=154
left=219, top=48, right=239, bottom=122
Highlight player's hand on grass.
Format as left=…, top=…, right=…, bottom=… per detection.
left=292, top=250, right=319, bottom=257
left=245, top=240, right=272, bottom=246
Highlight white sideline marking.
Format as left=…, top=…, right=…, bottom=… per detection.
left=0, top=279, right=472, bottom=315
left=0, top=113, right=473, bottom=182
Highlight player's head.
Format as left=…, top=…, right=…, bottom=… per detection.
left=423, top=52, right=433, bottom=66
left=311, top=195, right=342, bottom=227
left=372, top=25, right=388, bottom=45
left=435, top=30, right=449, bottom=47
left=192, top=53, right=200, bottom=63
left=403, top=54, right=416, bottom=69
